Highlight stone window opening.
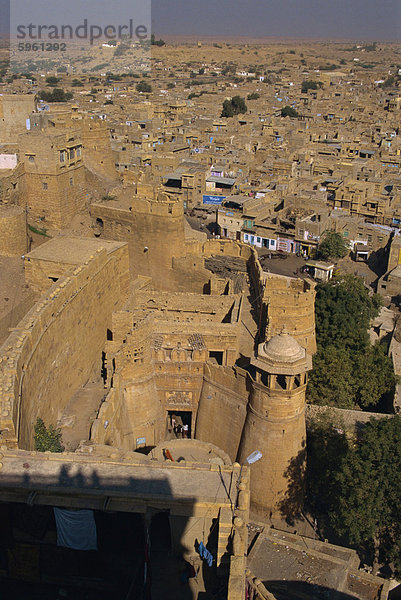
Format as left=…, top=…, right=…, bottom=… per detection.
left=94, top=218, right=104, bottom=237
left=276, top=374, right=287, bottom=390
left=209, top=350, right=223, bottom=365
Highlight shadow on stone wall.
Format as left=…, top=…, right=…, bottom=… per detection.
left=0, top=461, right=224, bottom=600
left=278, top=447, right=307, bottom=526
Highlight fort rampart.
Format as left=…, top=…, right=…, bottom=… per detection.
left=0, top=248, right=127, bottom=449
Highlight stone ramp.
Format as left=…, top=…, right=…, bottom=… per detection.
left=58, top=379, right=107, bottom=451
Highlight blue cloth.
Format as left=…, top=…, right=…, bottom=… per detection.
left=198, top=541, right=213, bottom=567
left=53, top=508, right=97, bottom=551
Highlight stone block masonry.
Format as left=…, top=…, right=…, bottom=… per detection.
left=0, top=205, right=28, bottom=257
left=0, top=248, right=128, bottom=449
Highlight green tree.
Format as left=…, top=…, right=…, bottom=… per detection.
left=308, top=343, right=395, bottom=410
left=221, top=95, right=247, bottom=117
left=307, top=275, right=394, bottom=410
left=221, top=99, right=234, bottom=117
left=318, top=231, right=349, bottom=260
left=307, top=411, right=349, bottom=514
left=281, top=105, right=299, bottom=118
left=302, top=79, right=322, bottom=93
left=221, top=63, right=236, bottom=76
left=330, top=416, right=401, bottom=575
left=46, top=75, right=60, bottom=86
left=355, top=343, right=396, bottom=409
left=136, top=80, right=152, bottom=93
left=308, top=345, right=356, bottom=408
left=38, top=88, right=73, bottom=102
left=380, top=76, right=396, bottom=88
left=114, top=44, right=129, bottom=57
left=314, top=274, right=381, bottom=350
left=34, top=418, right=64, bottom=453
left=247, top=92, right=260, bottom=100
left=318, top=63, right=339, bottom=71
left=151, top=34, right=166, bottom=46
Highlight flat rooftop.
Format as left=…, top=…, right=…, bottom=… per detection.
left=26, top=237, right=126, bottom=265
left=248, top=528, right=385, bottom=600
left=0, top=449, right=235, bottom=509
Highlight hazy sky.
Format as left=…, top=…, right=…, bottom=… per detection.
left=152, top=0, right=401, bottom=40
left=0, top=0, right=400, bottom=40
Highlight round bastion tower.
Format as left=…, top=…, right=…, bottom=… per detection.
left=0, top=205, right=28, bottom=257
left=238, top=328, right=312, bottom=517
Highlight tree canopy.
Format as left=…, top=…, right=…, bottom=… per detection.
left=314, top=274, right=381, bottom=350
left=301, top=80, right=323, bottom=93
left=151, top=34, right=166, bottom=46
left=307, top=413, right=401, bottom=575
left=307, top=275, right=395, bottom=410
left=38, top=88, right=73, bottom=102
left=136, top=81, right=152, bottom=93
left=45, top=76, right=60, bottom=86
left=318, top=231, right=349, bottom=260
left=34, top=418, right=64, bottom=453
left=221, top=96, right=247, bottom=118
left=307, top=411, right=349, bottom=516
left=330, top=416, right=401, bottom=575
left=281, top=105, right=299, bottom=118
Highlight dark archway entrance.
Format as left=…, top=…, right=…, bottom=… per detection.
left=168, top=411, right=192, bottom=438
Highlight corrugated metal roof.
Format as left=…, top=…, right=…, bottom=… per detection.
left=207, top=176, right=235, bottom=185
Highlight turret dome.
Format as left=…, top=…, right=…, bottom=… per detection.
left=262, top=330, right=305, bottom=363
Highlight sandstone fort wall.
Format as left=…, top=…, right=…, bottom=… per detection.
left=0, top=205, right=28, bottom=257
left=196, top=363, right=248, bottom=460
left=0, top=249, right=127, bottom=449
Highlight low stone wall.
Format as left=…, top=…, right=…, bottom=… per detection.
left=306, top=404, right=392, bottom=434
left=389, top=333, right=401, bottom=413
left=185, top=238, right=253, bottom=261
